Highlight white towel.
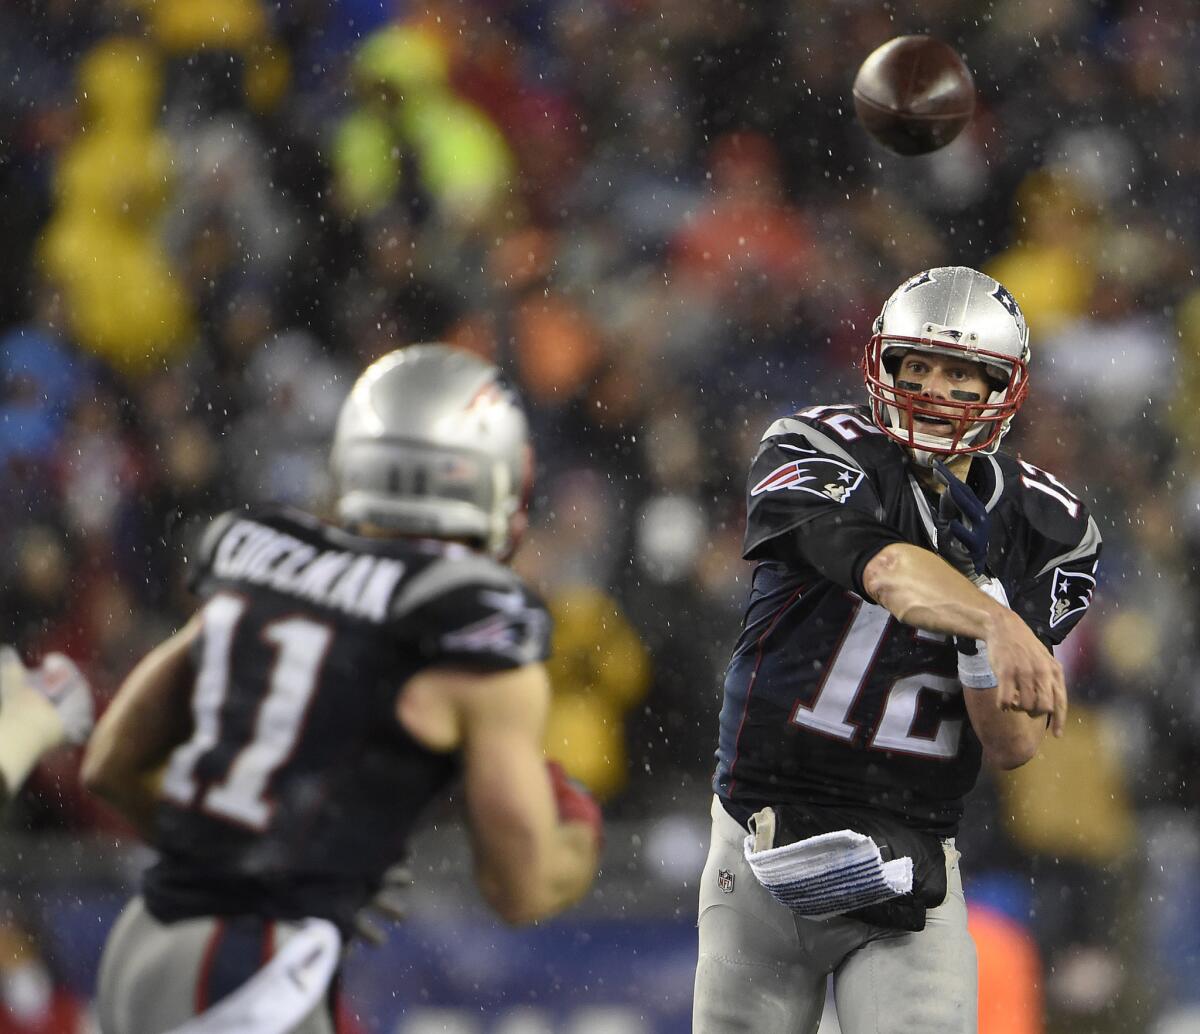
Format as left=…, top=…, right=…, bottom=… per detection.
left=743, top=808, right=913, bottom=920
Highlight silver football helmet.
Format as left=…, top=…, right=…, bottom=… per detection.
left=862, top=266, right=1031, bottom=462
left=331, top=345, right=532, bottom=559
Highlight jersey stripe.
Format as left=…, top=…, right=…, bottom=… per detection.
left=728, top=587, right=805, bottom=797
left=1033, top=514, right=1102, bottom=578
left=195, top=920, right=227, bottom=1013
left=761, top=417, right=863, bottom=469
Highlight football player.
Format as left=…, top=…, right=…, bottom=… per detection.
left=83, top=346, right=603, bottom=1034
left=693, top=267, right=1101, bottom=1033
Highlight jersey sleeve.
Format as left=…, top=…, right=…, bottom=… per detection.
left=743, top=419, right=905, bottom=594
left=1007, top=466, right=1102, bottom=647
left=396, top=556, right=553, bottom=672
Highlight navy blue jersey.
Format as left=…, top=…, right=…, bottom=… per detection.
left=144, top=507, right=551, bottom=933
left=715, top=405, right=1101, bottom=837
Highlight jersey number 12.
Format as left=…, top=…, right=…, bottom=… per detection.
left=790, top=596, right=963, bottom=758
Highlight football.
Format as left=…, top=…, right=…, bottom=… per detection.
left=852, top=35, right=976, bottom=155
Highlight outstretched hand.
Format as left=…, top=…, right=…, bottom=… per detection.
left=932, top=460, right=989, bottom=581
left=984, top=609, right=1068, bottom=737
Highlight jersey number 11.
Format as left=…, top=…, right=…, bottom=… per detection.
left=160, top=593, right=331, bottom=830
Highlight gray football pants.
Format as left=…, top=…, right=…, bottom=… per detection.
left=694, top=796, right=977, bottom=1034
left=97, top=897, right=337, bottom=1034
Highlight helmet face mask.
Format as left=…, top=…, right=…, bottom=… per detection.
left=861, top=267, right=1031, bottom=463
left=331, top=345, right=533, bottom=560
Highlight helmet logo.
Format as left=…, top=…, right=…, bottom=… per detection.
left=991, top=283, right=1022, bottom=320
left=920, top=322, right=979, bottom=350
left=902, top=270, right=935, bottom=293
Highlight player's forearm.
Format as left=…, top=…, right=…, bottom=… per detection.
left=479, top=822, right=597, bottom=925
left=862, top=543, right=1008, bottom=639
left=92, top=772, right=164, bottom=841
left=82, top=622, right=196, bottom=832
left=82, top=736, right=162, bottom=840
left=962, top=685, right=1047, bottom=769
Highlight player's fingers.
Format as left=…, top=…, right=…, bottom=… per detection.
left=380, top=863, right=413, bottom=889
left=994, top=669, right=1020, bottom=711
left=1050, top=668, right=1068, bottom=738
left=1031, top=677, right=1054, bottom=718
left=371, top=893, right=408, bottom=921
left=353, top=914, right=387, bottom=946
left=1015, top=674, right=1038, bottom=714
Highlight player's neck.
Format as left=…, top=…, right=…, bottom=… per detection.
left=912, top=453, right=973, bottom=494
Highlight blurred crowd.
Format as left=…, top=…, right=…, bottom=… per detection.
left=0, top=0, right=1198, bottom=1030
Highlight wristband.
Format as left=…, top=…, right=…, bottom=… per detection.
left=957, top=578, right=1010, bottom=690
left=958, top=643, right=998, bottom=689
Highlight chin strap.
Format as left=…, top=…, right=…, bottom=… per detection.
left=908, top=447, right=938, bottom=468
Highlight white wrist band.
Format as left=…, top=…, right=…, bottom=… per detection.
left=958, top=578, right=1010, bottom=690
left=958, top=644, right=999, bottom=689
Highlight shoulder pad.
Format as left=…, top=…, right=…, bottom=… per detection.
left=1002, top=456, right=1102, bottom=574
left=762, top=405, right=896, bottom=466
left=388, top=549, right=521, bottom=623
left=398, top=550, right=551, bottom=669
left=744, top=409, right=890, bottom=560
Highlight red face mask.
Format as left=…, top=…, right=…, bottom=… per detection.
left=861, top=335, right=1030, bottom=457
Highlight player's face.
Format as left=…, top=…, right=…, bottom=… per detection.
left=895, top=352, right=991, bottom=440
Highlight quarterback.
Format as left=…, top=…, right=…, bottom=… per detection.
left=693, top=267, right=1101, bottom=1033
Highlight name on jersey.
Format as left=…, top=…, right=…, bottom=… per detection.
left=211, top=520, right=405, bottom=623
left=750, top=456, right=865, bottom=504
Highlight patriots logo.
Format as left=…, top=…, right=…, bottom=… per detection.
left=991, top=283, right=1022, bottom=319
left=441, top=589, right=548, bottom=662
left=902, top=270, right=935, bottom=293
left=751, top=456, right=864, bottom=504
left=1049, top=567, right=1096, bottom=628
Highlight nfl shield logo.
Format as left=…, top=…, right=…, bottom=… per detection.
left=717, top=869, right=735, bottom=894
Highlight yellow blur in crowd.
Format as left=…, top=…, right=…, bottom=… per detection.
left=333, top=22, right=515, bottom=225
left=985, top=170, right=1097, bottom=336
left=999, top=704, right=1134, bottom=866
left=37, top=37, right=193, bottom=376
left=36, top=2, right=516, bottom=378
left=542, top=586, right=650, bottom=801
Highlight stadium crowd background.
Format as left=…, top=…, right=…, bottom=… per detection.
left=0, top=0, right=1197, bottom=1031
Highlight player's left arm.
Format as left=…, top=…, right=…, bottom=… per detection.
left=81, top=615, right=200, bottom=839
left=962, top=463, right=1101, bottom=766
left=961, top=658, right=1053, bottom=769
